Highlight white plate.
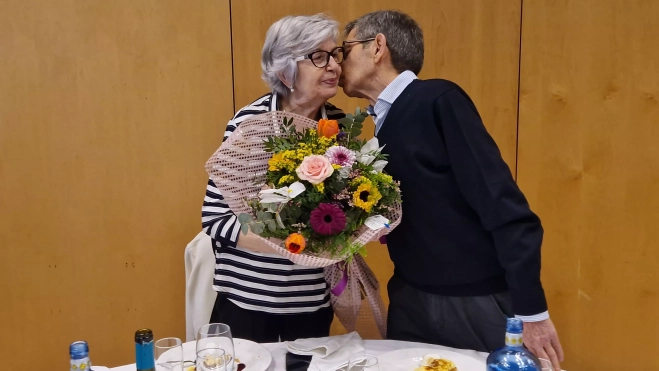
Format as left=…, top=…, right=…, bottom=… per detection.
left=182, top=338, right=272, bottom=371
left=376, top=347, right=485, bottom=371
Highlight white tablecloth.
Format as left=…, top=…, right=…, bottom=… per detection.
left=110, top=339, right=487, bottom=371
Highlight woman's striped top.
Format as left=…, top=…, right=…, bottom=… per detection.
left=202, top=92, right=345, bottom=313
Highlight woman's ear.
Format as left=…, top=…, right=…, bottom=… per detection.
left=373, top=33, right=388, bottom=64
left=277, top=71, right=292, bottom=91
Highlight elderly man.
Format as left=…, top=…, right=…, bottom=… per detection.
left=339, top=10, right=564, bottom=370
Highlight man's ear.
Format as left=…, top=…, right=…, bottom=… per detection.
left=277, top=71, right=292, bottom=90
left=372, top=33, right=388, bottom=64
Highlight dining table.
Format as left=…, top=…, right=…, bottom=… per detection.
left=109, top=337, right=488, bottom=371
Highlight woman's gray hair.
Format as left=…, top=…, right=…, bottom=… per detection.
left=261, top=14, right=339, bottom=96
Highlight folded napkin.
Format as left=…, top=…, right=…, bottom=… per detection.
left=285, top=332, right=364, bottom=371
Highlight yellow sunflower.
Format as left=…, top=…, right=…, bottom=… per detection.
left=353, top=182, right=382, bottom=212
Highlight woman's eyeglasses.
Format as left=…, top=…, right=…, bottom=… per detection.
left=295, top=47, right=344, bottom=68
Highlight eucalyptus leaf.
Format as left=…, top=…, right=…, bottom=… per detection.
left=241, top=224, right=249, bottom=235
left=265, top=219, right=277, bottom=232
left=345, top=113, right=354, bottom=120
left=354, top=115, right=365, bottom=124
left=257, top=211, right=273, bottom=221
left=238, top=213, right=253, bottom=224
left=251, top=223, right=265, bottom=235
left=338, top=117, right=352, bottom=126
left=355, top=107, right=362, bottom=115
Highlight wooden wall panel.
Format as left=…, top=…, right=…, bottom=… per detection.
left=231, top=0, right=522, bottom=338
left=518, top=1, right=659, bottom=369
left=0, top=0, right=233, bottom=367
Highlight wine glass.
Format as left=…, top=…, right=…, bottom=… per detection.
left=196, top=346, right=227, bottom=371
left=197, top=323, right=235, bottom=371
left=154, top=337, right=183, bottom=371
left=347, top=354, right=379, bottom=371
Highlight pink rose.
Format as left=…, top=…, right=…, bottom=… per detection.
left=296, top=155, right=334, bottom=185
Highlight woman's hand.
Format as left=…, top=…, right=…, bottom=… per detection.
left=237, top=232, right=284, bottom=255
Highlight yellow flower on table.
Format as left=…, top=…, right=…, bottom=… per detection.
left=315, top=182, right=325, bottom=193
left=353, top=182, right=382, bottom=212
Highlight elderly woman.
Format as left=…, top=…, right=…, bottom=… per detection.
left=201, top=14, right=345, bottom=343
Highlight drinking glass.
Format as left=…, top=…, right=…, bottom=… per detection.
left=347, top=354, right=379, bottom=371
left=196, top=347, right=227, bottom=371
left=197, top=323, right=235, bottom=371
left=154, top=337, right=183, bottom=371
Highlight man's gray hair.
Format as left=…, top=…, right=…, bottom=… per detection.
left=262, top=14, right=339, bottom=96
left=345, top=10, right=424, bottom=75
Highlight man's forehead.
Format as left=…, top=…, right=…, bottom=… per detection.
left=346, top=28, right=358, bottom=39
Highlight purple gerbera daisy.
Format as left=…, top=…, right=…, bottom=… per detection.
left=325, top=146, right=356, bottom=167
left=310, top=203, right=347, bottom=235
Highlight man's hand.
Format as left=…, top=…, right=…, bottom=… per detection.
left=523, top=318, right=564, bottom=371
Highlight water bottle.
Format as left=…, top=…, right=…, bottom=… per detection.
left=70, top=341, right=92, bottom=371
left=135, top=328, right=155, bottom=371
left=486, top=318, right=542, bottom=371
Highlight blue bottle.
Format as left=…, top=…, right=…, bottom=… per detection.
left=135, top=328, right=156, bottom=371
left=486, top=318, right=542, bottom=371
left=69, top=341, right=92, bottom=371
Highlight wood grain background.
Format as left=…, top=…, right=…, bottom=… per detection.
left=517, top=0, right=659, bottom=369
left=0, top=0, right=234, bottom=367
left=1, top=0, right=657, bottom=369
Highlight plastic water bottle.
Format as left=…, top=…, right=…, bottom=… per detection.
left=486, top=318, right=542, bottom=371
left=135, top=328, right=156, bottom=371
left=69, top=341, right=92, bottom=371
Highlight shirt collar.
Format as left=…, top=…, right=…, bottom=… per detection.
left=367, top=70, right=418, bottom=114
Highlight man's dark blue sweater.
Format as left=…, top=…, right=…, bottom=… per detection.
left=377, top=79, right=547, bottom=316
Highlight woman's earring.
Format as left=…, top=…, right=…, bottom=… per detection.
left=290, top=86, right=295, bottom=92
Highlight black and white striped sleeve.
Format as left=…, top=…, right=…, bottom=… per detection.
left=202, top=177, right=241, bottom=248
left=201, top=95, right=271, bottom=248
left=202, top=116, right=242, bottom=247
left=325, top=101, right=346, bottom=120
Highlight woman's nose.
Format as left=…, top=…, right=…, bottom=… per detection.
left=327, top=56, right=341, bottom=71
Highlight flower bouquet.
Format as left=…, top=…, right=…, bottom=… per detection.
left=205, top=109, right=402, bottom=336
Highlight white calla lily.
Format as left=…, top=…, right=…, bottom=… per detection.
left=258, top=181, right=306, bottom=204
left=371, top=160, right=388, bottom=173
left=357, top=137, right=385, bottom=165
left=361, top=137, right=382, bottom=153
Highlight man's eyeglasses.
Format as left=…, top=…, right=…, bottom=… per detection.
left=295, top=47, right=344, bottom=68
left=341, top=38, right=376, bottom=58
left=342, top=38, right=376, bottom=48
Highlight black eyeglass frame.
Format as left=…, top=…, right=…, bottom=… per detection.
left=341, top=38, right=376, bottom=59
left=294, top=46, right=345, bottom=68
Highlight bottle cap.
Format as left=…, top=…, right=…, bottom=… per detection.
left=70, top=341, right=89, bottom=360
left=134, top=328, right=154, bottom=344
left=506, top=318, right=524, bottom=334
